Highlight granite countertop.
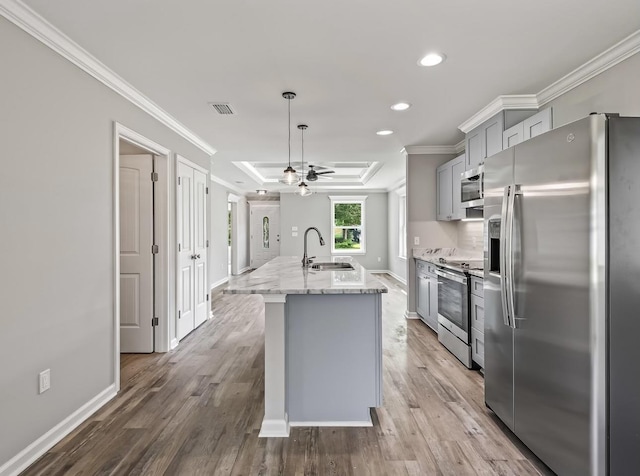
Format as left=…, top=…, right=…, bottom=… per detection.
left=223, top=256, right=388, bottom=295
left=412, top=248, right=485, bottom=279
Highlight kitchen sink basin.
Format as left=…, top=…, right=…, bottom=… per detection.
left=310, top=262, right=354, bottom=270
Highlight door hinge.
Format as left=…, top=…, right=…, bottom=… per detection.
left=206, top=294, right=209, bottom=302
left=206, top=186, right=209, bottom=194
left=152, top=244, right=159, bottom=254
left=152, top=317, right=159, bottom=326
left=178, top=243, right=181, bottom=252
left=206, top=239, right=209, bottom=248
left=178, top=310, right=181, bottom=319
left=151, top=172, right=159, bottom=182
left=178, top=177, right=181, bottom=185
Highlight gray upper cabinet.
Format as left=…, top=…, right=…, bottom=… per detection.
left=483, top=112, right=504, bottom=159
left=523, top=108, right=553, bottom=140
left=503, top=122, right=524, bottom=149
left=437, top=154, right=464, bottom=221
left=465, top=127, right=483, bottom=169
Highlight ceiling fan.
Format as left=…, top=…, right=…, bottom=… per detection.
left=306, top=165, right=335, bottom=181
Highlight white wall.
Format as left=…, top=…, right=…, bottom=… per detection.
left=405, top=153, right=458, bottom=313
left=236, top=197, right=250, bottom=272
left=280, top=192, right=389, bottom=270
left=0, top=17, right=211, bottom=470
left=387, top=187, right=407, bottom=283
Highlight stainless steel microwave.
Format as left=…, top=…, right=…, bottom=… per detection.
left=460, top=165, right=483, bottom=208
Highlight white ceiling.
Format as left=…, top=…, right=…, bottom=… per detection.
left=23, top=0, right=640, bottom=192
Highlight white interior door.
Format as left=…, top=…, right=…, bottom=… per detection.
left=193, top=168, right=208, bottom=328
left=119, top=154, right=154, bottom=353
left=177, top=161, right=209, bottom=341
left=250, top=204, right=280, bottom=268
left=177, top=162, right=195, bottom=340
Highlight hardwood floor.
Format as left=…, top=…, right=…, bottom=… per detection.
left=22, top=274, right=550, bottom=475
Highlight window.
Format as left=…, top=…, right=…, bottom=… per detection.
left=398, top=193, right=407, bottom=259
left=329, top=196, right=367, bottom=254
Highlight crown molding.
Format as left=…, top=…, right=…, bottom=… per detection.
left=537, top=29, right=640, bottom=106
left=386, top=177, right=406, bottom=192
left=454, top=139, right=465, bottom=155
left=458, top=95, right=539, bottom=133
left=402, top=145, right=458, bottom=155
left=0, top=0, right=216, bottom=157
left=210, top=174, right=246, bottom=195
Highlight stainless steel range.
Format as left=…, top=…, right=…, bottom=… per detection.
left=435, top=258, right=483, bottom=368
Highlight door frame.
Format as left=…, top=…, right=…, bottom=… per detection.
left=248, top=201, right=281, bottom=269
left=113, top=122, right=172, bottom=391
left=228, top=193, right=241, bottom=276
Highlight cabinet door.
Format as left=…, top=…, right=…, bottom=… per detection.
left=472, top=328, right=485, bottom=368
left=523, top=108, right=553, bottom=140
left=465, top=127, right=482, bottom=170
left=483, top=112, right=505, bottom=160
left=416, top=274, right=428, bottom=318
left=450, top=154, right=465, bottom=220
left=503, top=122, right=524, bottom=149
left=436, top=163, right=452, bottom=221
left=428, top=274, right=439, bottom=331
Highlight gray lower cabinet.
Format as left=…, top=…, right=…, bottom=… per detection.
left=416, top=260, right=438, bottom=332
left=470, top=276, right=485, bottom=368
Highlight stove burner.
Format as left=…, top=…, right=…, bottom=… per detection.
left=438, top=257, right=447, bottom=263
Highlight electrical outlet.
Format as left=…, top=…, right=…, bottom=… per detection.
left=377, top=257, right=381, bottom=262
left=292, top=231, right=298, bottom=237
left=292, top=226, right=298, bottom=231
left=414, top=236, right=420, bottom=246
left=39, top=369, right=50, bottom=394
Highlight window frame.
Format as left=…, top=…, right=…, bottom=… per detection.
left=329, top=195, right=367, bottom=255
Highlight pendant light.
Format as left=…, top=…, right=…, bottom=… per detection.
left=297, top=124, right=312, bottom=196
left=279, top=92, right=299, bottom=185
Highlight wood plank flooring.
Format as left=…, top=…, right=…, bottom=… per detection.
left=22, top=274, right=551, bottom=475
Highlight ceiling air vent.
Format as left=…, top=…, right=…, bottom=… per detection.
left=209, top=103, right=236, bottom=115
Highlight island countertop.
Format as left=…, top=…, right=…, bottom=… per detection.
left=224, top=256, right=388, bottom=295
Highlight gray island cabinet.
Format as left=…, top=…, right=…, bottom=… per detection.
left=224, top=256, right=388, bottom=437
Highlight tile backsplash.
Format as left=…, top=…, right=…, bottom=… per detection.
left=457, top=221, right=483, bottom=255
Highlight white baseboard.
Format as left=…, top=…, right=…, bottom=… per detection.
left=258, top=418, right=290, bottom=438
left=0, top=384, right=117, bottom=476
left=170, top=338, right=179, bottom=350
left=386, top=271, right=407, bottom=285
left=404, top=310, right=419, bottom=320
left=238, top=266, right=251, bottom=274
left=367, top=269, right=388, bottom=274
left=209, top=276, right=229, bottom=291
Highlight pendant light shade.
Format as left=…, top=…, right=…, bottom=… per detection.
left=279, top=92, right=300, bottom=185
left=297, top=124, right=313, bottom=197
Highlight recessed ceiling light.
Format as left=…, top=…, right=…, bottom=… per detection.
left=419, top=53, right=445, bottom=67
left=391, top=102, right=411, bottom=111
left=376, top=130, right=394, bottom=136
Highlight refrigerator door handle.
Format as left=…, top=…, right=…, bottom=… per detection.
left=500, top=185, right=512, bottom=327
left=506, top=185, right=519, bottom=329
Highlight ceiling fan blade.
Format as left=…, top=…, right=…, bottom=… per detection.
left=315, top=170, right=335, bottom=175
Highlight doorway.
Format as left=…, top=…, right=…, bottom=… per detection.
left=114, top=123, right=172, bottom=391
left=227, top=193, right=241, bottom=276
left=249, top=202, right=280, bottom=269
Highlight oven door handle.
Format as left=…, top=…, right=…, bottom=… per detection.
left=435, top=269, right=467, bottom=285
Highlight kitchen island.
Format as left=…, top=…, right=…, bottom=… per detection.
left=224, top=256, right=388, bottom=437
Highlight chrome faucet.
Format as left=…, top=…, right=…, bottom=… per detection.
left=302, top=227, right=325, bottom=267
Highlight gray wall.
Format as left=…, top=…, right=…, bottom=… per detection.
left=406, top=153, right=458, bottom=313
left=546, top=53, right=640, bottom=127
left=208, top=184, right=250, bottom=287
left=387, top=187, right=407, bottom=283
left=0, top=18, right=211, bottom=467
left=280, top=192, right=389, bottom=270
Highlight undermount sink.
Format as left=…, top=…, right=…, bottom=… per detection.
left=310, top=262, right=355, bottom=271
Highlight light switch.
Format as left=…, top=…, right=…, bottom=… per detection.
left=292, top=226, right=298, bottom=231
left=414, top=236, right=420, bottom=246
left=292, top=232, right=298, bottom=237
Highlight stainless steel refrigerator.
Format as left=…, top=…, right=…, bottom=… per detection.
left=484, top=113, right=640, bottom=476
